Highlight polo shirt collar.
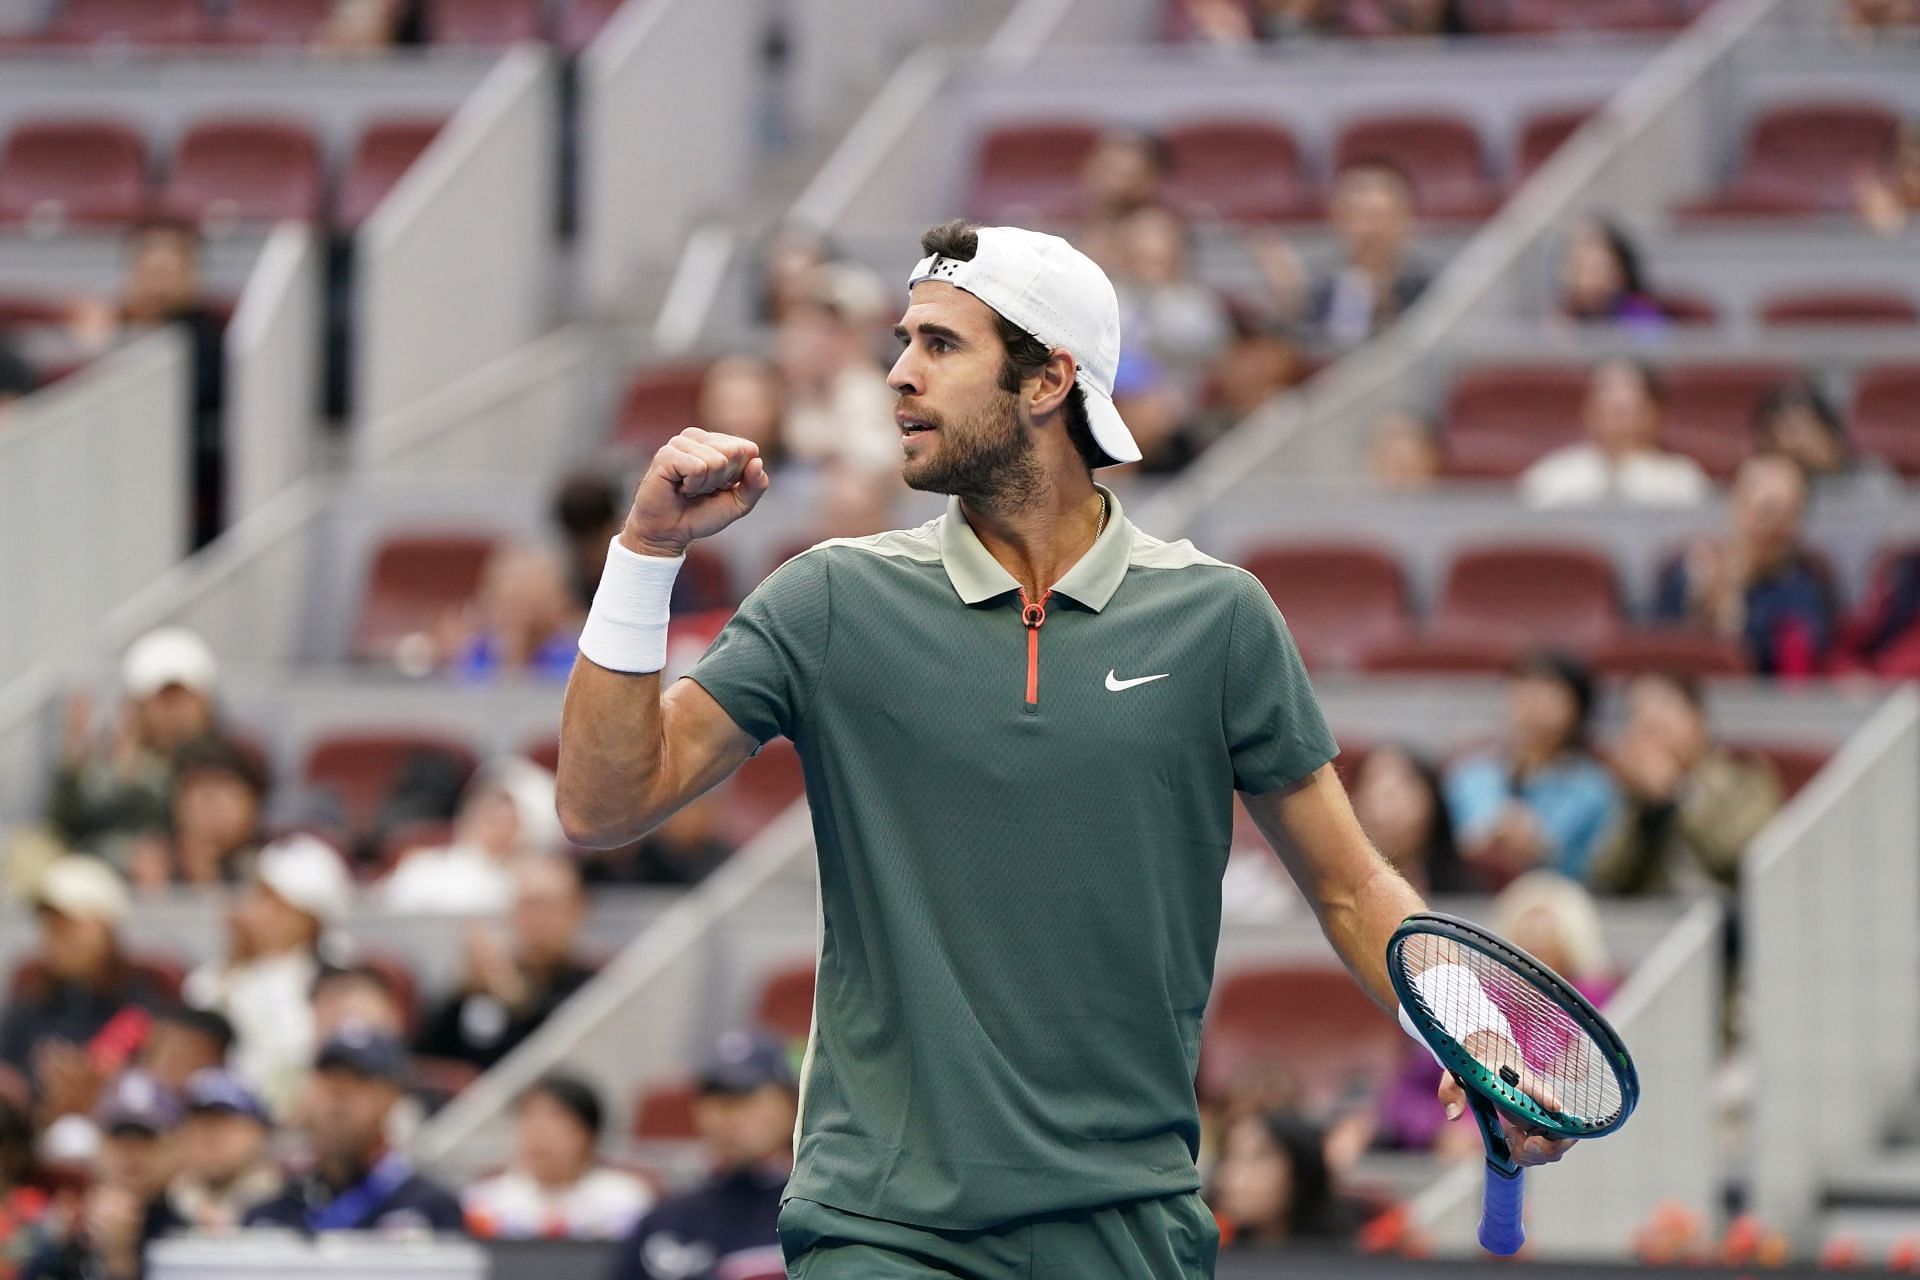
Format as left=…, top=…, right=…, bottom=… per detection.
left=939, top=484, right=1130, bottom=613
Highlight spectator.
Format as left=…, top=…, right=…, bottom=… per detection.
left=1110, top=205, right=1233, bottom=388
left=1857, top=119, right=1920, bottom=235
left=462, top=1074, right=653, bottom=1240
left=136, top=1006, right=235, bottom=1097
left=0, top=1094, right=49, bottom=1279
left=243, top=1025, right=463, bottom=1234
left=1078, top=129, right=1171, bottom=266
left=1363, top=0, right=1465, bottom=36
left=1209, top=1111, right=1361, bottom=1249
left=1751, top=380, right=1899, bottom=506
left=1365, top=408, right=1440, bottom=492
left=1590, top=672, right=1781, bottom=896
left=312, top=0, right=403, bottom=51
left=0, top=339, right=33, bottom=429
left=133, top=736, right=267, bottom=893
left=550, top=471, right=623, bottom=614
left=1840, top=0, right=1918, bottom=43
left=48, top=628, right=219, bottom=871
left=1841, top=547, right=1920, bottom=679
left=756, top=225, right=837, bottom=325
left=440, top=546, right=583, bottom=682
left=1306, top=163, right=1430, bottom=347
left=1656, top=455, right=1835, bottom=677
left=0, top=860, right=159, bottom=1113
left=1197, top=320, right=1300, bottom=438
left=21, top=1073, right=183, bottom=1280
left=1176, top=0, right=1335, bottom=45
left=777, top=264, right=899, bottom=475
left=1108, top=352, right=1204, bottom=478
left=1350, top=745, right=1474, bottom=894
left=1444, top=652, right=1619, bottom=884
left=414, top=856, right=596, bottom=1071
left=695, top=355, right=786, bottom=467
left=182, top=835, right=352, bottom=1118
left=608, top=1032, right=794, bottom=1280
left=164, top=1069, right=281, bottom=1232
left=1556, top=216, right=1667, bottom=333
left=381, top=757, right=561, bottom=915
left=1519, top=360, right=1710, bottom=508
left=310, top=965, right=409, bottom=1043
left=595, top=789, right=733, bottom=887
left=1491, top=871, right=1618, bottom=1004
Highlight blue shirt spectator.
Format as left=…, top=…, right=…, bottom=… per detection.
left=1444, top=751, right=1618, bottom=883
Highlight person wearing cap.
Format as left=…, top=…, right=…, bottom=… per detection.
left=47, top=628, right=221, bottom=869
left=242, top=1024, right=462, bottom=1235
left=557, top=218, right=1567, bottom=1278
left=142, top=735, right=268, bottom=891
left=162, top=1068, right=282, bottom=1231
left=182, top=834, right=352, bottom=1118
left=461, top=1072, right=653, bottom=1241
left=607, top=1032, right=794, bottom=1280
left=379, top=755, right=562, bottom=914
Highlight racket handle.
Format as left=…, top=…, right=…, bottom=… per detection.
left=1479, top=1161, right=1526, bottom=1256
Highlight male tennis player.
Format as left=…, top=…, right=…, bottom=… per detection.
left=557, top=221, right=1572, bottom=1279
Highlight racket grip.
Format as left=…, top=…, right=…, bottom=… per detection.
left=1479, top=1161, right=1526, bottom=1256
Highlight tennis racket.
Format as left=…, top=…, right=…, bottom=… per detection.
left=1386, top=911, right=1639, bottom=1257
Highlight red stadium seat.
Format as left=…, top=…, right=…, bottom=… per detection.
left=1758, top=289, right=1919, bottom=328
left=10, top=951, right=185, bottom=1002
left=1652, top=290, right=1720, bottom=327
left=43, top=0, right=213, bottom=44
left=754, top=962, right=817, bottom=1043
left=1241, top=542, right=1410, bottom=670
left=1461, top=0, right=1705, bottom=33
left=422, top=0, right=547, bottom=46
left=1733, top=742, right=1828, bottom=800
left=521, top=734, right=561, bottom=774
left=0, top=119, right=149, bottom=229
left=351, top=532, right=497, bottom=663
left=725, top=739, right=805, bottom=844
left=1683, top=100, right=1900, bottom=219
left=1433, top=544, right=1620, bottom=649
left=220, top=0, right=335, bottom=44
left=1662, top=361, right=1796, bottom=480
left=1587, top=629, right=1750, bottom=679
left=337, top=118, right=445, bottom=230
left=301, top=731, right=479, bottom=839
left=612, top=361, right=709, bottom=453
left=1853, top=363, right=1920, bottom=478
left=967, top=122, right=1101, bottom=224
left=1200, top=965, right=1400, bottom=1105
left=0, top=293, right=65, bottom=329
left=1515, top=105, right=1598, bottom=185
left=1164, top=120, right=1317, bottom=223
left=1440, top=365, right=1587, bottom=478
left=1334, top=113, right=1499, bottom=221
left=632, top=1080, right=699, bottom=1140
left=162, top=119, right=324, bottom=226
left=557, top=0, right=624, bottom=51
left=411, top=1055, right=482, bottom=1099
left=1358, top=633, right=1518, bottom=674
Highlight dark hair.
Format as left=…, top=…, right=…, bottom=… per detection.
left=0, top=340, right=34, bottom=400
left=1633, top=668, right=1705, bottom=714
left=172, top=734, right=270, bottom=798
left=1582, top=216, right=1650, bottom=300
left=1255, top=1111, right=1353, bottom=1241
left=1096, top=127, right=1172, bottom=177
left=310, top=962, right=398, bottom=1004
left=1753, top=380, right=1848, bottom=447
left=1512, top=649, right=1596, bottom=752
left=0, top=1093, right=32, bottom=1188
left=153, top=1003, right=237, bottom=1055
left=916, top=219, right=1103, bottom=469
left=1593, top=357, right=1668, bottom=409
left=1371, top=745, right=1472, bottom=894
left=521, top=1071, right=605, bottom=1139
left=551, top=471, right=621, bottom=539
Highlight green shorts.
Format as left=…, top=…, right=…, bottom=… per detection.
left=778, top=1191, right=1220, bottom=1280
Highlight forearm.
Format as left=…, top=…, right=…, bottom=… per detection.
left=555, top=658, right=668, bottom=848
left=1307, top=852, right=1429, bottom=1016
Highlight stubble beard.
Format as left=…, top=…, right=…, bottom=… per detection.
left=901, top=390, right=1046, bottom=513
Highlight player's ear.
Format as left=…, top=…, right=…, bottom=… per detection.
left=1027, top=349, right=1077, bottom=420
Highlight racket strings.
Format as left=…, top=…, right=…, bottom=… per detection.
left=1399, top=934, right=1624, bottom=1131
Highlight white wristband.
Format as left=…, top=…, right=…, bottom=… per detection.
left=577, top=537, right=684, bottom=674
left=1403, top=963, right=1516, bottom=1049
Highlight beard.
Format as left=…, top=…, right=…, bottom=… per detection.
left=899, top=389, right=1046, bottom=510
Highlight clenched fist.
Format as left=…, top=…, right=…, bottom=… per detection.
left=620, top=428, right=771, bottom=559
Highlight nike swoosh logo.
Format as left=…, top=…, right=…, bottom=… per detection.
left=1105, top=670, right=1170, bottom=692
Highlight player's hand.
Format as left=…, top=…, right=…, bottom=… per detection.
left=1436, top=1070, right=1576, bottom=1167
left=620, top=428, right=771, bottom=559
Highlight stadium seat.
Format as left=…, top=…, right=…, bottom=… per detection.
left=1853, top=363, right=1920, bottom=478
left=558, top=0, right=624, bottom=51
left=0, top=119, right=149, bottom=228
left=1662, top=361, right=1796, bottom=480
left=1461, top=0, right=1706, bottom=33
left=0, top=293, right=65, bottom=328
left=1514, top=105, right=1597, bottom=185
left=1200, top=965, right=1400, bottom=1105
left=632, top=1080, right=700, bottom=1140
left=673, top=546, right=739, bottom=614
left=351, top=532, right=497, bottom=663
left=1683, top=100, right=1901, bottom=218
left=1735, top=743, right=1828, bottom=799
left=1334, top=113, right=1499, bottom=221
left=1357, top=633, right=1518, bottom=675
left=1164, top=120, right=1317, bottom=223
left=1758, top=289, right=1919, bottom=328
left=725, top=739, right=805, bottom=844
left=411, top=1055, right=482, bottom=1100
left=10, top=951, right=185, bottom=1002
left=521, top=734, right=560, bottom=774
left=611, top=361, right=710, bottom=454
left=1587, top=629, right=1750, bottom=678
left=1652, top=290, right=1721, bottom=327
left=1432, top=544, right=1621, bottom=649
left=162, top=119, right=324, bottom=226
left=220, top=0, right=335, bottom=44
left=966, top=122, right=1101, bottom=224
left=422, top=0, right=547, bottom=46
left=754, top=962, right=817, bottom=1043
left=336, top=118, right=445, bottom=230
left=1440, top=364, right=1587, bottom=478
left=43, top=0, right=213, bottom=44
left=301, top=731, right=479, bottom=839
left=1240, top=542, right=1410, bottom=670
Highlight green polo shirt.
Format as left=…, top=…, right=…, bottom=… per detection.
left=685, top=485, right=1336, bottom=1231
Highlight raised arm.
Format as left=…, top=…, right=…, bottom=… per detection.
left=555, top=429, right=769, bottom=849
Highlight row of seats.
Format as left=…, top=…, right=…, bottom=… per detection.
left=1162, top=0, right=1713, bottom=40
left=1, top=0, right=622, bottom=52
left=1444, top=361, right=1920, bottom=480
left=1616, top=287, right=1920, bottom=332
left=0, top=114, right=441, bottom=232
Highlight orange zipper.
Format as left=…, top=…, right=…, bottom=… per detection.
left=1019, top=587, right=1050, bottom=706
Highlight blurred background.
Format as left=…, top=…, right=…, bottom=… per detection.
left=0, top=0, right=1918, bottom=1276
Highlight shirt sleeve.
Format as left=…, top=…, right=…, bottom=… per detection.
left=684, top=550, right=832, bottom=745
left=1223, top=570, right=1338, bottom=793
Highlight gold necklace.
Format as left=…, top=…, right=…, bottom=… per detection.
left=1094, top=492, right=1108, bottom=542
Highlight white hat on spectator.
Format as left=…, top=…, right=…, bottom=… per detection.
left=121, top=627, right=219, bottom=699
left=473, top=756, right=564, bottom=855
left=33, top=855, right=130, bottom=924
left=256, top=833, right=353, bottom=927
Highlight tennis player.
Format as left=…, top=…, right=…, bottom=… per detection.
left=557, top=220, right=1572, bottom=1279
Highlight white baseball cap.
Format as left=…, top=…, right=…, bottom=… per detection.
left=121, top=627, right=219, bottom=699
left=34, top=855, right=131, bottom=924
left=906, top=226, right=1143, bottom=467
left=256, top=833, right=353, bottom=927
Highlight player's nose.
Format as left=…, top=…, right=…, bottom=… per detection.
left=886, top=348, right=922, bottom=397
